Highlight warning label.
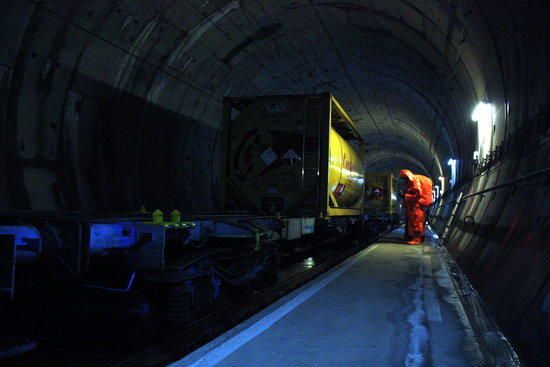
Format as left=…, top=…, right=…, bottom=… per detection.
left=281, top=148, right=301, bottom=167
left=260, top=148, right=278, bottom=166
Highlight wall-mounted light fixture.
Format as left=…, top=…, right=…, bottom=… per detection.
left=447, top=159, right=457, bottom=189
left=471, top=101, right=494, bottom=159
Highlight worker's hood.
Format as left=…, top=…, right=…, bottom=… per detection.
left=400, top=169, right=415, bottom=181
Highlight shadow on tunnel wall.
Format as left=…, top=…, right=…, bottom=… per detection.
left=1, top=72, right=220, bottom=214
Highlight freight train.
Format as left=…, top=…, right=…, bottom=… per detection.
left=0, top=93, right=398, bottom=328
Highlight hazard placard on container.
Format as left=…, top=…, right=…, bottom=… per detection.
left=260, top=148, right=278, bottom=166
left=282, top=148, right=301, bottom=166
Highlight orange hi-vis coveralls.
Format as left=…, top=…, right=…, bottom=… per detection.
left=400, top=170, right=430, bottom=243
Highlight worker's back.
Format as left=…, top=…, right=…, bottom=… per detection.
left=415, top=174, right=433, bottom=207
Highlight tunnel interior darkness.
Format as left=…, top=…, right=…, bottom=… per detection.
left=1, top=0, right=548, bottom=364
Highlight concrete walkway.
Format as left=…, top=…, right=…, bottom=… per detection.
left=170, top=227, right=486, bottom=367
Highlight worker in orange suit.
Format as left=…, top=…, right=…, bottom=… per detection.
left=400, top=169, right=430, bottom=245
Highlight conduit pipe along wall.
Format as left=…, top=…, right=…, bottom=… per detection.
left=0, top=0, right=548, bottom=364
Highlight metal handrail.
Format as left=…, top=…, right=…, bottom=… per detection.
left=462, top=167, right=549, bottom=199
left=436, top=167, right=550, bottom=207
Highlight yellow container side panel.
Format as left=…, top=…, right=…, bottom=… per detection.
left=328, top=128, right=365, bottom=209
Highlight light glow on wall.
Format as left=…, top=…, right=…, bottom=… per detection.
left=447, top=159, right=457, bottom=189
left=471, top=101, right=494, bottom=159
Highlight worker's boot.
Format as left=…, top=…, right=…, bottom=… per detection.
left=407, top=232, right=423, bottom=245
left=406, top=237, right=422, bottom=245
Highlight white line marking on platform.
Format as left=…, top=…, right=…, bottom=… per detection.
left=169, top=244, right=380, bottom=367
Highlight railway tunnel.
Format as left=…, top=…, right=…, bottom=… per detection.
left=0, top=0, right=548, bottom=366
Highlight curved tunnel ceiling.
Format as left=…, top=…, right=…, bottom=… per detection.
left=1, top=0, right=526, bottom=211
left=2, top=3, right=548, bottom=363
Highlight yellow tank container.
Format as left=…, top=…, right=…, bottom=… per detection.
left=220, top=93, right=365, bottom=217
left=328, top=128, right=364, bottom=208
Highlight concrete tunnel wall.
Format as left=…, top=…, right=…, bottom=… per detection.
left=0, top=0, right=548, bottom=364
